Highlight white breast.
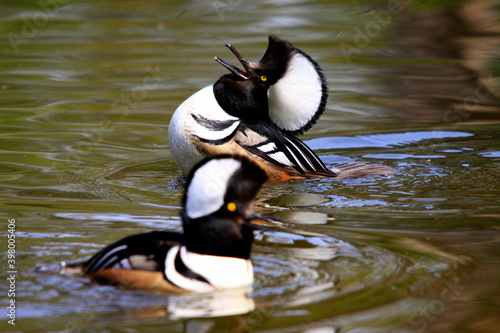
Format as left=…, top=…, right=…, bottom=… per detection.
left=168, top=86, right=239, bottom=175
left=179, top=246, right=254, bottom=290
left=164, top=245, right=254, bottom=292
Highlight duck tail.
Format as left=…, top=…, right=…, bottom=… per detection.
left=330, top=162, right=393, bottom=179
left=35, top=260, right=86, bottom=275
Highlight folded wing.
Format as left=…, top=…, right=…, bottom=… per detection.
left=84, top=231, right=183, bottom=274
left=235, top=122, right=337, bottom=178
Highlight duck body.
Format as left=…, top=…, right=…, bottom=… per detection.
left=53, top=155, right=268, bottom=293
left=168, top=85, right=239, bottom=177
left=168, top=36, right=391, bottom=181
left=82, top=231, right=253, bottom=293
left=168, top=85, right=334, bottom=181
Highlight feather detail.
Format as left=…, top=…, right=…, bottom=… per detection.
left=267, top=47, right=328, bottom=135
left=330, top=162, right=394, bottom=179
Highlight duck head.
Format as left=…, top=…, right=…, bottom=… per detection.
left=181, top=154, right=268, bottom=259
left=213, top=36, right=328, bottom=135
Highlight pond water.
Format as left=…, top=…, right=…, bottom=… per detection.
left=1, top=0, right=500, bottom=332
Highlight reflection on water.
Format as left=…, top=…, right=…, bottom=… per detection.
left=307, top=130, right=473, bottom=149
left=381, top=0, right=500, bottom=126
left=1, top=0, right=500, bottom=332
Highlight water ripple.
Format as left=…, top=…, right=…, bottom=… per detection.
left=306, top=131, right=473, bottom=150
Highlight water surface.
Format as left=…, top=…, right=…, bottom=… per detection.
left=1, top=0, right=499, bottom=332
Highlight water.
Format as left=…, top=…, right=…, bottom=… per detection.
left=1, top=0, right=500, bottom=332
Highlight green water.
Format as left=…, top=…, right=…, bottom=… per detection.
left=1, top=0, right=499, bottom=332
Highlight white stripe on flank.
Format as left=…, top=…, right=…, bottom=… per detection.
left=191, top=117, right=240, bottom=142
left=90, top=244, right=127, bottom=271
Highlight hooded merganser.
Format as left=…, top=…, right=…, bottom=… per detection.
left=168, top=36, right=392, bottom=181
left=55, top=155, right=269, bottom=293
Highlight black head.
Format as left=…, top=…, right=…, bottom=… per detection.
left=180, top=154, right=268, bottom=259
left=213, top=36, right=328, bottom=135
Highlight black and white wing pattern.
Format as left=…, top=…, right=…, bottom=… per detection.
left=190, top=113, right=241, bottom=146
left=236, top=122, right=337, bottom=177
left=84, top=231, right=183, bottom=274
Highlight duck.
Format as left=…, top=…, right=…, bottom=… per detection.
left=51, top=155, right=269, bottom=293
left=168, top=35, right=391, bottom=181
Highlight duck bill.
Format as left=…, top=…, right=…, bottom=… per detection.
left=225, top=43, right=252, bottom=72
left=214, top=56, right=249, bottom=79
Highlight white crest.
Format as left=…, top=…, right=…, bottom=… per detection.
left=268, top=52, right=324, bottom=133
left=185, top=157, right=242, bottom=219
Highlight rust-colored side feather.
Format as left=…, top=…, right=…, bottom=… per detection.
left=193, top=135, right=392, bottom=181
left=89, top=269, right=188, bottom=293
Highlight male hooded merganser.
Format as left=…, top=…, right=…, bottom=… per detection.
left=53, top=155, right=269, bottom=293
left=168, top=36, right=391, bottom=181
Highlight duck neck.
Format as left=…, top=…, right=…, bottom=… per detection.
left=213, top=76, right=270, bottom=123
left=182, top=212, right=254, bottom=260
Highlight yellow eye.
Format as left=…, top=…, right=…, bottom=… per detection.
left=260, top=75, right=267, bottom=82
left=227, top=202, right=237, bottom=212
